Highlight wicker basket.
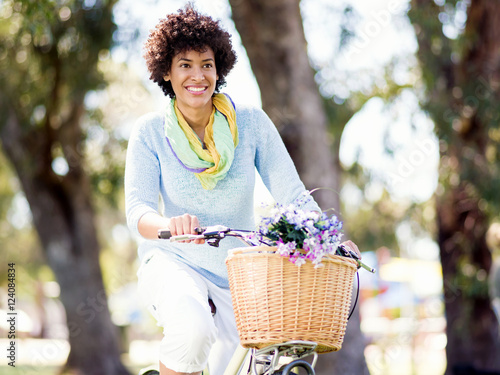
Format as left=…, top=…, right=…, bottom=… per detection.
left=225, top=246, right=358, bottom=353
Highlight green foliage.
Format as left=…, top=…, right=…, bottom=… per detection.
left=0, top=147, right=46, bottom=289
left=407, top=2, right=456, bottom=141
left=338, top=160, right=437, bottom=255
left=408, top=0, right=500, bottom=216
left=338, top=5, right=357, bottom=52
left=454, top=258, right=490, bottom=299
left=408, top=4, right=500, bottom=361
left=0, top=0, right=117, bottom=122
left=0, top=0, right=142, bottom=302
left=321, top=58, right=424, bottom=255
left=0, top=148, right=15, bottom=223
left=0, top=0, right=140, bottom=207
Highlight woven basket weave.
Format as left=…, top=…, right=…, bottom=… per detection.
left=225, top=246, right=358, bottom=353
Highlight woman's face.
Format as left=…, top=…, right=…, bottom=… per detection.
left=164, top=47, right=219, bottom=115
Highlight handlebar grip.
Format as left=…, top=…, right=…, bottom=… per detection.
left=158, top=230, right=172, bottom=239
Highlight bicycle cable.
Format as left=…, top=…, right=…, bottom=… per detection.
left=347, top=272, right=360, bottom=320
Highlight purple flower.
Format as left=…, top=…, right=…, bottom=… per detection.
left=255, top=191, right=344, bottom=266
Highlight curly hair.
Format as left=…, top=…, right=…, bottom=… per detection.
left=144, top=5, right=237, bottom=98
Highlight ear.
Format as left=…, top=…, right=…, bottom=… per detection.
left=163, top=74, right=170, bottom=82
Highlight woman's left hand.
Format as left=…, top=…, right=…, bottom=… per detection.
left=341, top=240, right=362, bottom=259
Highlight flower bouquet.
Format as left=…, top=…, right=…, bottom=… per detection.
left=249, top=191, right=344, bottom=267
left=225, top=191, right=359, bottom=353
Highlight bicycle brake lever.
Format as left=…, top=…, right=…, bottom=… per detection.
left=201, top=225, right=230, bottom=236
left=336, top=245, right=376, bottom=273
left=206, top=237, right=222, bottom=247
left=336, top=244, right=359, bottom=259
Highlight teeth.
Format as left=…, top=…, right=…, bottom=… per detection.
left=188, top=87, right=205, bottom=92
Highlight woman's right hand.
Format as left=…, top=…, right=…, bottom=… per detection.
left=167, top=214, right=205, bottom=244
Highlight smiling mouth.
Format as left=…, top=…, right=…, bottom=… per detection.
left=186, top=86, right=207, bottom=93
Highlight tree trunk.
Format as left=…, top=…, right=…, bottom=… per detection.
left=228, top=0, right=340, bottom=211
left=0, top=103, right=130, bottom=375
left=228, top=0, right=369, bottom=373
left=438, top=183, right=500, bottom=373
left=409, top=0, right=500, bottom=373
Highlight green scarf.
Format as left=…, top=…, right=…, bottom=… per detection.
left=164, top=93, right=239, bottom=190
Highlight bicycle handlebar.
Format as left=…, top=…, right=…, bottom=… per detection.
left=158, top=230, right=172, bottom=239
left=157, top=227, right=204, bottom=240
left=158, top=225, right=257, bottom=248
left=157, top=225, right=376, bottom=273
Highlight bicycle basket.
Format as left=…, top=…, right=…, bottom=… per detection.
left=225, top=246, right=358, bottom=353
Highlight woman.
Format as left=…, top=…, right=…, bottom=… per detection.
left=125, top=5, right=359, bottom=375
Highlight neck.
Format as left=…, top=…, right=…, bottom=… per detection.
left=176, top=100, right=213, bottom=139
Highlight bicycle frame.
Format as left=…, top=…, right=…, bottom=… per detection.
left=223, top=341, right=317, bottom=375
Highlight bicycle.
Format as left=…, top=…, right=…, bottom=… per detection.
left=139, top=225, right=375, bottom=375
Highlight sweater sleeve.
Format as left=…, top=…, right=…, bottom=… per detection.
left=253, top=108, right=321, bottom=212
left=124, top=114, right=162, bottom=238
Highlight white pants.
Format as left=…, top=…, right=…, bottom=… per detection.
left=137, top=250, right=240, bottom=374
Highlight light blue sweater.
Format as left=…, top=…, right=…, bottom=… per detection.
left=125, top=102, right=320, bottom=288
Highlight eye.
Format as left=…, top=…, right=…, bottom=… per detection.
left=180, top=63, right=190, bottom=68
left=203, top=63, right=213, bottom=69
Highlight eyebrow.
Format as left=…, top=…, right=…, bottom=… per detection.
left=177, top=57, right=215, bottom=63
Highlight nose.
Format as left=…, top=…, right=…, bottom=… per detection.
left=191, top=67, right=205, bottom=81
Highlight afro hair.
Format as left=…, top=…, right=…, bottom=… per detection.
left=144, top=5, right=237, bottom=98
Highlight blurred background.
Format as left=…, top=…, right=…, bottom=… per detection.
left=1, top=0, right=499, bottom=374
